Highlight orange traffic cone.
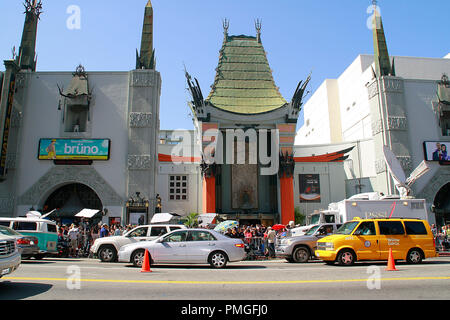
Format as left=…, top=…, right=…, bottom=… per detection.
left=140, top=249, right=152, bottom=273
left=385, top=248, right=398, bottom=271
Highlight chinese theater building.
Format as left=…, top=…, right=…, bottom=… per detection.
left=182, top=20, right=338, bottom=226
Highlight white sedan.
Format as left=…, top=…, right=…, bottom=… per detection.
left=118, top=229, right=246, bottom=269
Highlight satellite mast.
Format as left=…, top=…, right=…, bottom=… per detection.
left=383, top=146, right=430, bottom=199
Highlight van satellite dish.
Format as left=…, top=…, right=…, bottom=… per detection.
left=383, top=146, right=430, bottom=198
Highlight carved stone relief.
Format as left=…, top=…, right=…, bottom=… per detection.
left=129, top=112, right=152, bottom=128
left=130, top=71, right=153, bottom=87
left=128, top=155, right=151, bottom=170
left=19, top=166, right=123, bottom=206
left=387, top=116, right=408, bottom=131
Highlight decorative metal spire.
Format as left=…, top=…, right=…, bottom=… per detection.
left=222, top=18, right=229, bottom=39
left=255, top=19, right=262, bottom=43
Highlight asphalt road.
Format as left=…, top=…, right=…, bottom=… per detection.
left=1, top=256, right=450, bottom=301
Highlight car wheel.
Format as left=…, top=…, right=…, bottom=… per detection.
left=337, top=249, right=356, bottom=266
left=98, top=245, right=117, bottom=262
left=292, top=247, right=310, bottom=263
left=285, top=257, right=295, bottom=263
left=406, top=248, right=423, bottom=264
left=131, top=249, right=146, bottom=268
left=209, top=251, right=228, bottom=269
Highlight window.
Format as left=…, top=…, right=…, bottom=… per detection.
left=404, top=221, right=427, bottom=235
left=188, top=231, right=216, bottom=241
left=163, top=230, right=187, bottom=242
left=47, top=224, right=57, bottom=233
left=12, top=222, right=37, bottom=231
left=169, top=226, right=182, bottom=231
left=336, top=221, right=359, bottom=235
left=378, top=221, right=405, bottom=235
left=0, top=221, right=10, bottom=227
left=354, top=222, right=376, bottom=236
left=128, top=227, right=148, bottom=237
left=169, top=175, right=188, bottom=200
left=150, top=226, right=167, bottom=237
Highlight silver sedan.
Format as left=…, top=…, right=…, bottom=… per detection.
left=118, top=229, right=246, bottom=268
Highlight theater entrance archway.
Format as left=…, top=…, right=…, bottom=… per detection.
left=433, top=182, right=450, bottom=227
left=43, top=183, right=103, bottom=224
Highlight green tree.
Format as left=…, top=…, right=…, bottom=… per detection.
left=294, top=207, right=306, bottom=225
left=183, top=212, right=199, bottom=228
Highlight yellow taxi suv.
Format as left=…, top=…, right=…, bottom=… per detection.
left=315, top=218, right=438, bottom=266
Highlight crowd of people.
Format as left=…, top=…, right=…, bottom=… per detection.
left=56, top=219, right=143, bottom=258
left=431, top=224, right=450, bottom=251
left=222, top=222, right=296, bottom=258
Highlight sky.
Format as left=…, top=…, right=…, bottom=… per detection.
left=0, top=0, right=449, bottom=131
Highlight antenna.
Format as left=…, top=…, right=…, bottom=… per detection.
left=383, top=146, right=430, bottom=199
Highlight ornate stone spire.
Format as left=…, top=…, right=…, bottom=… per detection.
left=17, top=0, right=42, bottom=71
left=372, top=1, right=395, bottom=77
left=136, top=0, right=155, bottom=69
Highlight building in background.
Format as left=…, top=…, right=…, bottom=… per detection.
left=0, top=1, right=161, bottom=225
left=296, top=4, right=450, bottom=226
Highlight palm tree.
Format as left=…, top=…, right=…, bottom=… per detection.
left=183, top=212, right=199, bottom=228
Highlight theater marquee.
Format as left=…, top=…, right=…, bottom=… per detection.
left=38, top=138, right=110, bottom=160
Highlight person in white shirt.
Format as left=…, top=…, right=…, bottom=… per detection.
left=67, top=224, right=80, bottom=257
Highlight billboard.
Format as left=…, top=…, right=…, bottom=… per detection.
left=423, top=141, right=450, bottom=162
left=38, top=139, right=110, bottom=160
left=299, top=174, right=321, bottom=202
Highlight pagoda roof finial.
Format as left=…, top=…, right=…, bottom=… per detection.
left=255, top=19, right=262, bottom=43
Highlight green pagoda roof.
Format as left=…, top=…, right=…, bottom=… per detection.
left=205, top=35, right=287, bottom=114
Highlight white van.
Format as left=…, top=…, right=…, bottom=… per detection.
left=0, top=217, right=58, bottom=259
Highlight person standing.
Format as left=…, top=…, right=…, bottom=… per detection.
left=100, top=224, right=109, bottom=238
left=67, top=224, right=80, bottom=257
left=266, top=227, right=276, bottom=258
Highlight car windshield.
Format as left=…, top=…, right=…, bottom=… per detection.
left=0, top=225, right=21, bottom=236
left=304, top=225, right=319, bottom=236
left=336, top=221, right=359, bottom=235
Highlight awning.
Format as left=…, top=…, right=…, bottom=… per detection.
left=151, top=212, right=181, bottom=224
left=198, top=213, right=217, bottom=227
left=75, top=209, right=100, bottom=218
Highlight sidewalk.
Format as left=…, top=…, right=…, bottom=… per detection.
left=438, top=250, right=450, bottom=257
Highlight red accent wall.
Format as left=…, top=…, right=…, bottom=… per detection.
left=202, top=175, right=216, bottom=214
left=279, top=174, right=294, bottom=225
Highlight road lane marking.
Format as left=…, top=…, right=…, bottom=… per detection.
left=4, top=276, right=450, bottom=285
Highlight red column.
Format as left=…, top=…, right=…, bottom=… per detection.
left=279, top=174, right=295, bottom=225
left=202, top=175, right=216, bottom=213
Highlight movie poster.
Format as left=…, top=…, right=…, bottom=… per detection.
left=299, top=174, right=321, bottom=203
left=423, top=141, right=450, bottom=162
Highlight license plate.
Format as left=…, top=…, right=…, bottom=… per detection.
left=1, top=268, right=10, bottom=275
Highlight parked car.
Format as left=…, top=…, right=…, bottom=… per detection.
left=0, top=233, right=21, bottom=279
left=0, top=217, right=58, bottom=259
left=0, top=225, right=39, bottom=259
left=276, top=223, right=342, bottom=263
left=315, top=218, right=438, bottom=265
left=91, top=224, right=187, bottom=262
left=118, top=228, right=246, bottom=269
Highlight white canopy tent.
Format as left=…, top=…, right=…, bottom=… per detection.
left=150, top=212, right=181, bottom=224
left=75, top=209, right=100, bottom=218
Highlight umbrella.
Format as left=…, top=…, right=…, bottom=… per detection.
left=214, top=220, right=238, bottom=232
left=271, top=224, right=285, bottom=231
